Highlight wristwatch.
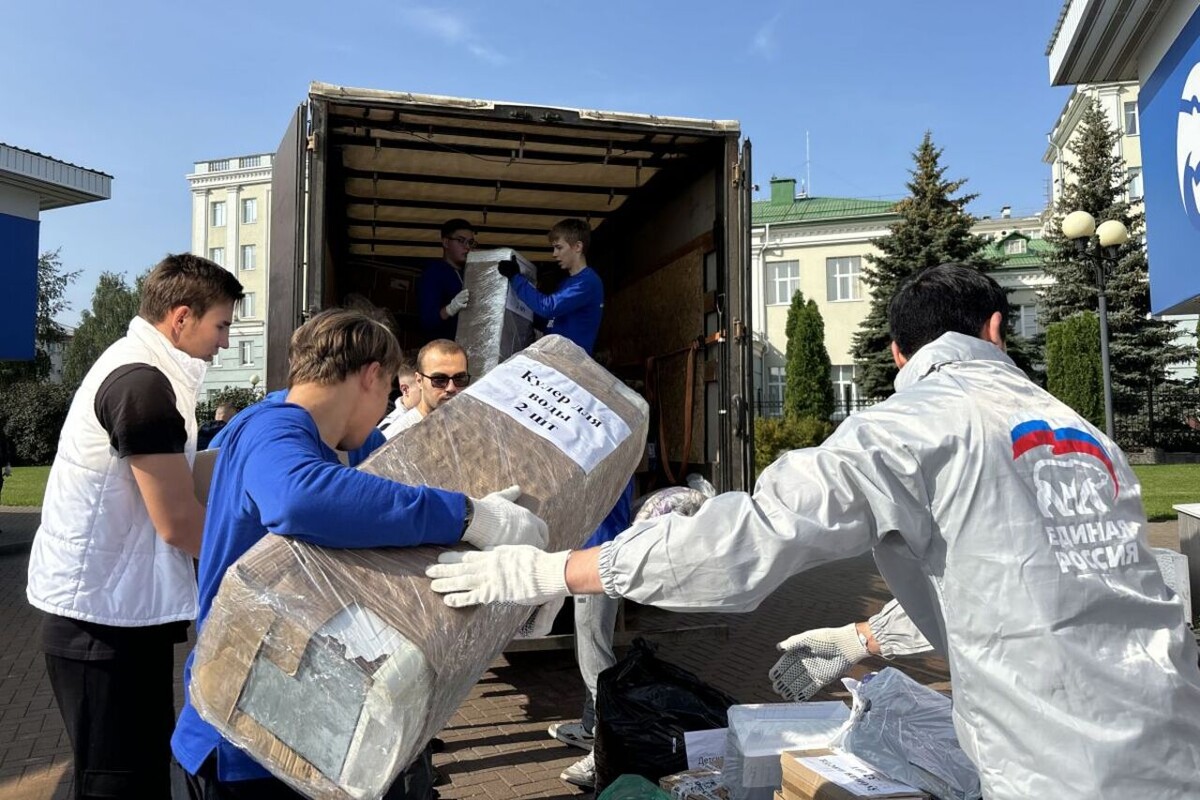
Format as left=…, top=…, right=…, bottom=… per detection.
left=462, top=497, right=474, bottom=535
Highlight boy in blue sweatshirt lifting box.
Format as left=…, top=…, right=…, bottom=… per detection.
left=172, top=308, right=548, bottom=799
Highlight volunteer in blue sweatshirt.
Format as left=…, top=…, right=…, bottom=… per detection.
left=172, top=309, right=548, bottom=798
left=498, top=218, right=603, bottom=356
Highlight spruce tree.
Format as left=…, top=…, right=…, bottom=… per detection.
left=1039, top=100, right=1190, bottom=410
left=783, top=290, right=834, bottom=420
left=852, top=132, right=998, bottom=398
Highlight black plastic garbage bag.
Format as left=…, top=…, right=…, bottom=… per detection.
left=594, top=638, right=738, bottom=794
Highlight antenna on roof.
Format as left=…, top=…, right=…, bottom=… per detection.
left=805, top=131, right=811, bottom=198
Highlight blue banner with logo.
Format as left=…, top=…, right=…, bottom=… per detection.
left=1141, top=4, right=1200, bottom=313
left=0, top=211, right=39, bottom=361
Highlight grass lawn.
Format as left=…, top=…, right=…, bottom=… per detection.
left=1132, top=464, right=1200, bottom=521
left=1, top=466, right=50, bottom=507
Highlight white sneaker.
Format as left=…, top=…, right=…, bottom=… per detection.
left=559, top=751, right=595, bottom=789
left=548, top=721, right=594, bottom=750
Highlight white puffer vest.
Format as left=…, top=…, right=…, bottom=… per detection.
left=27, top=317, right=206, bottom=626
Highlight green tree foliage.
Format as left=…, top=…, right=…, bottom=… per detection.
left=852, top=132, right=998, bottom=398
left=754, top=415, right=834, bottom=478
left=63, top=272, right=141, bottom=386
left=196, top=386, right=265, bottom=423
left=0, top=250, right=79, bottom=384
left=783, top=290, right=835, bottom=420
left=1039, top=100, right=1190, bottom=409
left=1045, top=312, right=1105, bottom=428
left=0, top=382, right=74, bottom=464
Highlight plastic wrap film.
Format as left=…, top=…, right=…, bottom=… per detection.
left=658, top=768, right=728, bottom=800
left=1152, top=546, right=1192, bottom=624
left=456, top=248, right=538, bottom=378
left=190, top=335, right=649, bottom=800
left=723, top=702, right=850, bottom=800
left=831, top=668, right=982, bottom=800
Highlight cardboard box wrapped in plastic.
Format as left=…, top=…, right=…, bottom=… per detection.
left=724, top=702, right=851, bottom=800
left=456, top=247, right=538, bottom=377
left=190, top=335, right=648, bottom=800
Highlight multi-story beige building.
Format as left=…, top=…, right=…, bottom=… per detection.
left=751, top=177, right=1050, bottom=416
left=186, top=153, right=273, bottom=398
left=1044, top=81, right=1197, bottom=381
left=1044, top=82, right=1144, bottom=210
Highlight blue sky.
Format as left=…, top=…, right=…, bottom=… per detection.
left=3, top=1, right=1068, bottom=324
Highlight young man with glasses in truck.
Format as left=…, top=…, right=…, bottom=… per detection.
left=418, top=218, right=478, bottom=342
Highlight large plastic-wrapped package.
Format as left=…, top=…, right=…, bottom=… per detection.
left=723, top=702, right=850, bottom=800
left=190, top=335, right=648, bottom=800
left=830, top=668, right=982, bottom=800
left=1153, top=547, right=1192, bottom=625
left=456, top=247, right=537, bottom=377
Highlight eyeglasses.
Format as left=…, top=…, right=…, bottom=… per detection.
left=447, top=236, right=477, bottom=248
left=418, top=371, right=472, bottom=389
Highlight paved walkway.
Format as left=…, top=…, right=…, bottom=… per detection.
left=0, top=507, right=1182, bottom=799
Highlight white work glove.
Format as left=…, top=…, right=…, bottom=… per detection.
left=516, top=597, right=566, bottom=638
left=1, top=464, right=10, bottom=478
left=426, top=545, right=571, bottom=607
left=462, top=485, right=548, bottom=550
left=768, top=623, right=869, bottom=701
left=444, top=288, right=470, bottom=317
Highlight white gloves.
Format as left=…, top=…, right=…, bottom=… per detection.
left=444, top=288, right=470, bottom=317
left=768, top=623, right=869, bottom=701
left=426, top=545, right=570, bottom=607
left=516, top=597, right=566, bottom=638
left=462, top=485, right=548, bottom=550
left=1, top=464, right=10, bottom=478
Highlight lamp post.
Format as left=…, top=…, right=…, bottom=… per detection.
left=1061, top=210, right=1130, bottom=440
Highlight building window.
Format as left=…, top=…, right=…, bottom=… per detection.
left=766, top=260, right=800, bottom=306
left=242, top=197, right=258, bottom=224
left=211, top=350, right=222, bottom=368
left=826, top=256, right=862, bottom=302
left=239, top=293, right=255, bottom=319
left=211, top=201, right=226, bottom=227
left=1123, top=101, right=1139, bottom=136
left=1004, top=239, right=1027, bottom=255
left=832, top=365, right=858, bottom=417
left=1127, top=168, right=1144, bottom=201
left=239, top=341, right=254, bottom=366
left=240, top=155, right=261, bottom=169
left=240, top=244, right=256, bottom=271
left=766, top=366, right=785, bottom=416
left=1016, top=304, right=1042, bottom=339
left=208, top=247, right=224, bottom=266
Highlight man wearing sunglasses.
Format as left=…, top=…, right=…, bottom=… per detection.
left=418, top=218, right=477, bottom=342
left=380, top=340, right=471, bottom=440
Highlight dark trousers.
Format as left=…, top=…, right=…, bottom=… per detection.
left=172, top=748, right=438, bottom=800
left=45, top=644, right=177, bottom=799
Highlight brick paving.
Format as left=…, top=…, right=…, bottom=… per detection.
left=0, top=506, right=1182, bottom=800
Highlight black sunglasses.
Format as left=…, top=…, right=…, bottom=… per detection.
left=419, top=371, right=471, bottom=389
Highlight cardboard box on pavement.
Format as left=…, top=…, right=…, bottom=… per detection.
left=779, top=749, right=927, bottom=800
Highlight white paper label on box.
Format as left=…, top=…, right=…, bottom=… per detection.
left=464, top=355, right=630, bottom=473
left=797, top=753, right=920, bottom=797
left=684, top=728, right=727, bottom=770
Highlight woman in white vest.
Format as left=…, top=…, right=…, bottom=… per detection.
left=27, top=253, right=243, bottom=799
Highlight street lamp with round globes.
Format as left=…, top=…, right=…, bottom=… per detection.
left=1061, top=210, right=1130, bottom=439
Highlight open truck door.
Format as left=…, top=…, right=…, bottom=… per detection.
left=266, top=105, right=308, bottom=390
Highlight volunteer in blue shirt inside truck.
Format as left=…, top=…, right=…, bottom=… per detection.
left=497, top=217, right=604, bottom=356
left=417, top=218, right=477, bottom=342
left=171, top=309, right=549, bottom=799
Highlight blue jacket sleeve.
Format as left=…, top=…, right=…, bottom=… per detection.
left=511, top=274, right=597, bottom=319
left=242, top=422, right=465, bottom=549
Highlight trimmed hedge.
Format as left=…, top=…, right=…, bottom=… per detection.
left=1045, top=312, right=1105, bottom=429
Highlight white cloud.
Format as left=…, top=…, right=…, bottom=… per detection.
left=397, top=4, right=509, bottom=65
left=751, top=5, right=790, bottom=59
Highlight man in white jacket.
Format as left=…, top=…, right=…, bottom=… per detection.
left=427, top=263, right=1200, bottom=799
left=27, top=254, right=243, bottom=799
